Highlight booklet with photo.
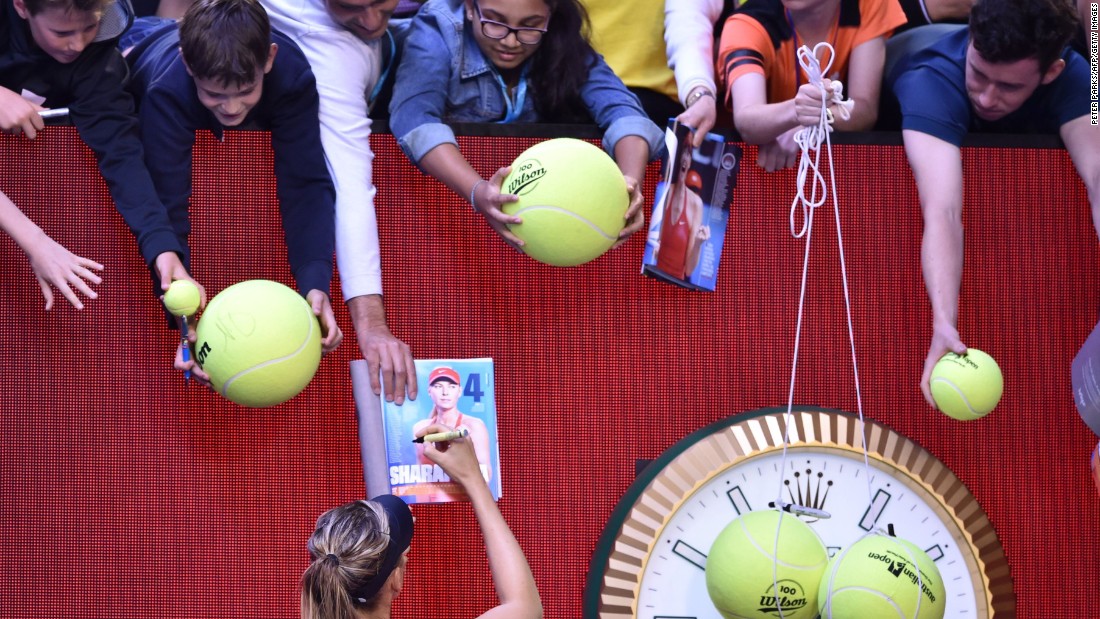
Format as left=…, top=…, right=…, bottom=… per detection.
left=641, top=120, right=742, bottom=291
left=372, top=358, right=502, bottom=504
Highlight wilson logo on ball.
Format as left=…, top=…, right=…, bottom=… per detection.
left=196, top=341, right=212, bottom=365
left=501, top=138, right=628, bottom=267
left=757, top=580, right=810, bottom=614
left=505, top=159, right=546, bottom=195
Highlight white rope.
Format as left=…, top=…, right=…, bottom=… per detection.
left=769, top=42, right=877, bottom=618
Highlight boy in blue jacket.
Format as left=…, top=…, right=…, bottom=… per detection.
left=1, top=0, right=174, bottom=304
left=122, top=0, right=342, bottom=382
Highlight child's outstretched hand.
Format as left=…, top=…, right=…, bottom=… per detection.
left=307, top=289, right=343, bottom=354
left=0, top=87, right=45, bottom=139
left=613, top=175, right=645, bottom=248
left=26, top=234, right=103, bottom=311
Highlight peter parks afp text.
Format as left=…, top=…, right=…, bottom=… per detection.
left=1092, top=2, right=1099, bottom=124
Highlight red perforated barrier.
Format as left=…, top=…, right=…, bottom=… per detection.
left=0, top=128, right=1097, bottom=618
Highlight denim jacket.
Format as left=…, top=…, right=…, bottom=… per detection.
left=389, top=0, right=664, bottom=165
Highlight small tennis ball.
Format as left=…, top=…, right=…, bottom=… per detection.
left=163, top=280, right=201, bottom=317
left=929, top=348, right=1004, bottom=420
left=819, top=534, right=945, bottom=619
left=195, top=280, right=321, bottom=408
left=502, top=138, right=628, bottom=267
left=705, top=509, right=828, bottom=619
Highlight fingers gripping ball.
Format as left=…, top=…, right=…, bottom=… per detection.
left=195, top=280, right=321, bottom=408
left=502, top=138, right=628, bottom=267
left=164, top=280, right=201, bottom=317
left=705, top=509, right=828, bottom=619
left=819, top=535, right=945, bottom=619
left=929, top=348, right=1004, bottom=420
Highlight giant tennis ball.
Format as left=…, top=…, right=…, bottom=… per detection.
left=929, top=348, right=1004, bottom=420
left=195, top=279, right=321, bottom=407
left=705, top=509, right=828, bottom=619
left=501, top=138, right=628, bottom=267
left=819, top=535, right=945, bottom=619
left=164, top=279, right=201, bottom=317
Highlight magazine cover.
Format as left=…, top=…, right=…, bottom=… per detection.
left=641, top=120, right=741, bottom=291
left=380, top=358, right=501, bottom=504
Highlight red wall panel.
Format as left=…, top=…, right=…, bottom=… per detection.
left=0, top=128, right=1097, bottom=618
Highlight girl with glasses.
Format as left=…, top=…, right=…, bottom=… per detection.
left=389, top=0, right=664, bottom=252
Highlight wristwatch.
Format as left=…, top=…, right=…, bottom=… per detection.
left=685, top=87, right=716, bottom=108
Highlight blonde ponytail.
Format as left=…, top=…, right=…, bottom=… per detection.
left=300, top=501, right=393, bottom=619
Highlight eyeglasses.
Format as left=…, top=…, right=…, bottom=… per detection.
left=473, top=1, right=548, bottom=45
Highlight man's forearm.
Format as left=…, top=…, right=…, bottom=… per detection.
left=903, top=130, right=966, bottom=330
left=1058, top=115, right=1100, bottom=242
left=1085, top=171, right=1100, bottom=242
left=1091, top=195, right=1100, bottom=244
left=347, top=294, right=388, bottom=330
left=921, top=210, right=964, bottom=330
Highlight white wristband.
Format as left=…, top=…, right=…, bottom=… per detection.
left=469, top=179, right=488, bottom=210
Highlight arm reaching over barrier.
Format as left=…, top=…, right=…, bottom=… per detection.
left=717, top=0, right=904, bottom=171
left=299, top=422, right=542, bottom=619
left=419, top=423, right=543, bottom=619
left=887, top=0, right=1090, bottom=409
left=903, top=130, right=969, bottom=409
left=1061, top=116, right=1100, bottom=248
left=0, top=190, right=102, bottom=311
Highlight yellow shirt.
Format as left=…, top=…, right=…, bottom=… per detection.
left=579, top=0, right=678, bottom=100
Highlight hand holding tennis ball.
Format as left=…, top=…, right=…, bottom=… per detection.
left=154, top=252, right=206, bottom=315
left=500, top=138, right=630, bottom=267
left=919, top=324, right=967, bottom=410
left=929, top=348, right=1004, bottom=420
left=163, top=279, right=202, bottom=317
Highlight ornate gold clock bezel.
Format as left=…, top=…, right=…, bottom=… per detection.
left=584, top=406, right=1014, bottom=618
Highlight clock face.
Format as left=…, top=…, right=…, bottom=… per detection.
left=637, top=449, right=975, bottom=618
left=586, top=408, right=1015, bottom=618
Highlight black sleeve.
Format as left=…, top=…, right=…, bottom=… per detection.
left=731, top=0, right=791, bottom=50
left=68, top=42, right=184, bottom=267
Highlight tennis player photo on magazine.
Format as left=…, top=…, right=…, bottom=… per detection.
left=642, top=120, right=741, bottom=291
left=377, top=358, right=501, bottom=504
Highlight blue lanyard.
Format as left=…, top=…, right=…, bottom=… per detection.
left=368, top=29, right=396, bottom=109
left=490, top=64, right=529, bottom=124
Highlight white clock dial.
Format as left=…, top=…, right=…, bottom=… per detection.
left=636, top=449, right=978, bottom=618
left=585, top=409, right=1013, bottom=619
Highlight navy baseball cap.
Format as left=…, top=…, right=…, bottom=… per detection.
left=351, top=494, right=414, bottom=602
